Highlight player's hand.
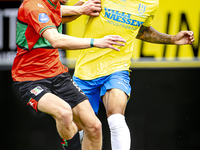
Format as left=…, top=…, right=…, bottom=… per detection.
left=173, top=31, right=195, bottom=45
left=94, top=35, right=126, bottom=51
left=81, top=0, right=101, bottom=16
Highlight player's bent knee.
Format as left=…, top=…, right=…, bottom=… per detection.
left=93, top=119, right=102, bottom=133
left=94, top=119, right=102, bottom=137
left=55, top=108, right=73, bottom=127
left=86, top=118, right=102, bottom=138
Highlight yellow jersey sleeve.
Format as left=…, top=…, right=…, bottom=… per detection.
left=143, top=1, right=159, bottom=27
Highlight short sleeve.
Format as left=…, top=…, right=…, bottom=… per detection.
left=143, top=15, right=155, bottom=27
left=143, top=1, right=159, bottom=27
left=26, top=9, right=56, bottom=36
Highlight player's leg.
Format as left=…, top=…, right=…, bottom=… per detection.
left=72, top=75, right=103, bottom=150
left=103, top=88, right=131, bottom=150
left=37, top=93, right=82, bottom=150
left=37, top=93, right=78, bottom=141
left=52, top=73, right=101, bottom=150
left=101, top=71, right=131, bottom=150
left=72, top=100, right=102, bottom=150
left=13, top=78, right=81, bottom=150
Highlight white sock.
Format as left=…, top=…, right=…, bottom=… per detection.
left=107, top=114, right=131, bottom=150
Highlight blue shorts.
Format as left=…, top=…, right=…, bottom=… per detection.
left=73, top=71, right=131, bottom=114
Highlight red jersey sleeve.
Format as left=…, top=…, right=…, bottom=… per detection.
left=24, top=3, right=57, bottom=36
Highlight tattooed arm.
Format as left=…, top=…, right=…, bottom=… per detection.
left=136, top=25, right=194, bottom=45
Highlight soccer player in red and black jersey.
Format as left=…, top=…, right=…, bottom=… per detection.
left=12, top=0, right=126, bottom=149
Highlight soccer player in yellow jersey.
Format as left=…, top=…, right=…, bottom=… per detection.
left=69, top=0, right=195, bottom=149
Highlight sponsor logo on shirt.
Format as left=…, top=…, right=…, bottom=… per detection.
left=104, top=7, right=144, bottom=27
left=38, top=3, right=44, bottom=8
left=138, top=3, right=146, bottom=15
left=38, top=13, right=49, bottom=23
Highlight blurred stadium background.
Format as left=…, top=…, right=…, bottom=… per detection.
left=0, top=0, right=200, bottom=150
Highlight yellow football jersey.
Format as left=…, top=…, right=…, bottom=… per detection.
left=74, top=0, right=159, bottom=80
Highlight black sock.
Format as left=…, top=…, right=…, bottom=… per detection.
left=61, top=131, right=81, bottom=150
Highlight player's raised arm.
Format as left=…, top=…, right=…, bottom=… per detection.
left=136, top=25, right=195, bottom=45
left=42, top=28, right=126, bottom=51
left=61, top=0, right=101, bottom=23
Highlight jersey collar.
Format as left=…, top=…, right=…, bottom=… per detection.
left=44, top=0, right=58, bottom=9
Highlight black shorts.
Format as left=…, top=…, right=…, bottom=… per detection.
left=13, top=72, right=88, bottom=114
